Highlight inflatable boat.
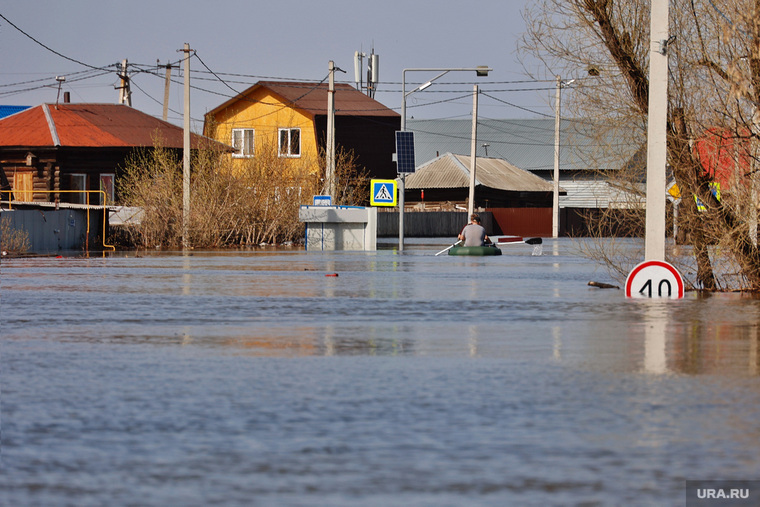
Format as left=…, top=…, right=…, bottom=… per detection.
left=448, top=244, right=502, bottom=256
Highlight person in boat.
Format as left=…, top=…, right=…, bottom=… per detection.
left=458, top=213, right=491, bottom=247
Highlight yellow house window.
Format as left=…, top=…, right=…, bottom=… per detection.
left=232, top=128, right=255, bottom=158
left=278, top=128, right=301, bottom=158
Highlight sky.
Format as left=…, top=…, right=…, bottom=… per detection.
left=0, top=1, right=556, bottom=130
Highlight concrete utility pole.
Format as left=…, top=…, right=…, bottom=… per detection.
left=553, top=76, right=562, bottom=239
left=182, top=43, right=192, bottom=249
left=326, top=60, right=337, bottom=201
left=468, top=85, right=479, bottom=219
left=645, top=0, right=670, bottom=261
left=750, top=108, right=760, bottom=246
left=552, top=76, right=574, bottom=239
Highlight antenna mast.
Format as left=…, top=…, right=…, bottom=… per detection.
left=353, top=45, right=379, bottom=98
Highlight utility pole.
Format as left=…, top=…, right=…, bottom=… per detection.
left=645, top=0, right=669, bottom=261
left=159, top=61, right=175, bottom=122
left=553, top=76, right=575, bottom=238
left=181, top=43, right=192, bottom=249
left=750, top=108, right=759, bottom=246
left=468, top=85, right=479, bottom=219
left=118, top=59, right=132, bottom=106
left=326, top=60, right=336, bottom=201
left=553, top=76, right=562, bottom=239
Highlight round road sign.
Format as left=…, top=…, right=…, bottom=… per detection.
left=625, top=260, right=684, bottom=299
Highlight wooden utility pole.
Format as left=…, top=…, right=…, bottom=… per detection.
left=118, top=59, right=131, bottom=106
left=160, top=62, right=175, bottom=122
left=645, top=0, right=669, bottom=261
left=182, top=43, right=191, bottom=249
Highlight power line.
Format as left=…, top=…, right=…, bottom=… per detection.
left=0, top=13, right=118, bottom=72
left=0, top=69, right=114, bottom=98
left=480, top=92, right=554, bottom=119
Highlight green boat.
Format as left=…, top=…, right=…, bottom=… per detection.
left=448, top=245, right=502, bottom=256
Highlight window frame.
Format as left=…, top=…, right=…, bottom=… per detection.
left=99, top=173, right=115, bottom=205
left=278, top=128, right=301, bottom=158
left=69, top=173, right=87, bottom=204
left=231, top=128, right=255, bottom=158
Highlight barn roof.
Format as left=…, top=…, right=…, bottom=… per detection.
left=0, top=103, right=224, bottom=149
left=405, top=152, right=557, bottom=193
left=206, top=80, right=399, bottom=119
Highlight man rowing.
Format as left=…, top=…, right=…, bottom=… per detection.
left=458, top=213, right=491, bottom=247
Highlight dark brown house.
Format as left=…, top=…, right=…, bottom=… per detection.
left=0, top=102, right=222, bottom=206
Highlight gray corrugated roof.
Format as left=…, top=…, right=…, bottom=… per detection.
left=407, top=118, right=643, bottom=172
left=405, top=152, right=555, bottom=192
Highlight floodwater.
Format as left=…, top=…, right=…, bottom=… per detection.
left=2, top=238, right=760, bottom=506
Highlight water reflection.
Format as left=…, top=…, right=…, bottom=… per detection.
left=5, top=242, right=760, bottom=506
left=4, top=245, right=760, bottom=376
left=643, top=302, right=668, bottom=374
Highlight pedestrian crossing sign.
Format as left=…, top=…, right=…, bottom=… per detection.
left=370, top=179, right=397, bottom=207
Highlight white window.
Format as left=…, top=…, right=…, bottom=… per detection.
left=278, top=128, right=301, bottom=158
left=231, top=128, right=255, bottom=158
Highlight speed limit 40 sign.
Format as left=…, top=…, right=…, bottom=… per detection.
left=625, top=260, right=684, bottom=299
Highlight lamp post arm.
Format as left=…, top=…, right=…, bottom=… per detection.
left=401, top=67, right=492, bottom=130
left=405, top=70, right=450, bottom=98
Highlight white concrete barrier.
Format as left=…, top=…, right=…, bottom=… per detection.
left=299, top=205, right=377, bottom=251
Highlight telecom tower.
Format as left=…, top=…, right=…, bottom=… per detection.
left=354, top=47, right=379, bottom=98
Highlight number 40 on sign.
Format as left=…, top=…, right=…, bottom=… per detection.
left=625, top=260, right=684, bottom=299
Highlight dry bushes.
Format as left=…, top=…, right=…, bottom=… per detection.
left=119, top=141, right=368, bottom=249
left=0, top=214, right=30, bottom=254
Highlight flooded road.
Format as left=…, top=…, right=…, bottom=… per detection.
left=2, top=238, right=760, bottom=506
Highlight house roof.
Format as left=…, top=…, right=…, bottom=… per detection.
left=0, top=105, right=31, bottom=119
left=206, top=80, right=399, bottom=119
left=407, top=118, right=643, bottom=173
left=0, top=103, right=224, bottom=149
left=405, top=152, right=556, bottom=193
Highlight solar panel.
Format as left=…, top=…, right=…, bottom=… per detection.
left=395, top=131, right=416, bottom=173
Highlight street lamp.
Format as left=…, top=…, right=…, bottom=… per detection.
left=398, top=66, right=492, bottom=251
left=553, top=76, right=575, bottom=239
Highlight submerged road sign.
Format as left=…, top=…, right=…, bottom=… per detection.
left=370, top=179, right=397, bottom=206
left=625, top=260, right=684, bottom=299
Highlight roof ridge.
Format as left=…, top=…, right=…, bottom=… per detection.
left=42, top=104, right=61, bottom=146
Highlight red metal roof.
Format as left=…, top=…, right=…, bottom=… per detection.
left=0, top=103, right=218, bottom=149
left=206, top=81, right=399, bottom=119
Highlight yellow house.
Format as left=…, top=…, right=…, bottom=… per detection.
left=203, top=81, right=400, bottom=179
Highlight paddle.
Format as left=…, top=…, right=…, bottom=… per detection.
left=493, top=236, right=543, bottom=256
left=435, top=240, right=463, bottom=256
left=493, top=236, right=543, bottom=246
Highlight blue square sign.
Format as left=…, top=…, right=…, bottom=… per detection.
left=370, top=179, right=397, bottom=207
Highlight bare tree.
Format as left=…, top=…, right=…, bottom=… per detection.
left=521, top=0, right=760, bottom=290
